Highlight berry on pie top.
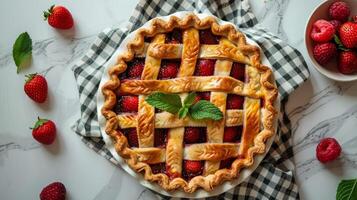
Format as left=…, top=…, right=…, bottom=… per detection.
left=184, top=127, right=204, bottom=144
left=125, top=128, right=139, bottom=147
left=329, top=1, right=350, bottom=22
left=226, top=94, right=244, bottom=109
left=199, top=29, right=219, bottom=44
left=312, top=42, right=337, bottom=65
left=223, top=127, right=241, bottom=142
left=310, top=20, right=335, bottom=43
left=194, top=59, right=216, bottom=76
left=316, top=138, right=342, bottom=163
left=119, top=96, right=138, bottom=113
left=128, top=60, right=144, bottom=78
left=339, top=22, right=357, bottom=49
left=184, top=160, right=203, bottom=174
left=338, top=51, right=357, bottom=74
left=230, top=62, right=245, bottom=81
left=158, top=61, right=179, bottom=79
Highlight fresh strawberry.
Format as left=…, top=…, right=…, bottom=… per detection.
left=194, top=59, right=215, bottom=76
left=329, top=1, right=350, bottom=22
left=184, top=160, right=203, bottom=174
left=128, top=60, right=144, bottom=78
left=230, top=62, right=245, bottom=81
left=338, top=51, right=357, bottom=74
left=154, top=129, right=167, bottom=147
left=223, top=127, right=238, bottom=142
left=329, top=20, right=342, bottom=32
left=339, top=22, right=357, bottom=48
left=24, top=73, right=48, bottom=103
left=158, top=61, right=179, bottom=79
left=226, top=94, right=244, bottom=109
left=31, top=117, right=56, bottom=145
left=310, top=20, right=335, bottom=43
left=184, top=127, right=203, bottom=144
left=119, top=96, right=138, bottom=112
left=312, top=43, right=337, bottom=65
left=199, top=29, right=219, bottom=44
left=316, top=138, right=341, bottom=163
left=44, top=5, right=73, bottom=29
left=124, top=128, right=138, bottom=147
left=40, top=182, right=66, bottom=200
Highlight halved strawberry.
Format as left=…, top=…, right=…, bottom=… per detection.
left=119, top=96, right=138, bottom=112
left=184, top=160, right=203, bottom=174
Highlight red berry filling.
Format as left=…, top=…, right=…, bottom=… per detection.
left=165, top=28, right=182, bottom=44
left=121, top=128, right=139, bottom=147
left=230, top=62, right=245, bottom=81
left=144, top=36, right=153, bottom=43
left=158, top=60, right=180, bottom=79
left=194, top=59, right=216, bottom=76
left=183, top=160, right=204, bottom=180
left=195, top=92, right=211, bottom=103
left=121, top=58, right=145, bottom=80
left=223, top=126, right=242, bottom=142
left=150, top=163, right=166, bottom=174
left=219, top=157, right=236, bottom=169
left=199, top=29, right=220, bottom=44
left=184, top=127, right=206, bottom=144
left=226, top=94, right=244, bottom=109
left=115, top=95, right=139, bottom=113
left=154, top=129, right=168, bottom=147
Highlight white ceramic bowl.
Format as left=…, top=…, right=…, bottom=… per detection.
left=305, top=0, right=357, bottom=81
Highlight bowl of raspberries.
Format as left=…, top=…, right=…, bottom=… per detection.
left=305, top=0, right=357, bottom=81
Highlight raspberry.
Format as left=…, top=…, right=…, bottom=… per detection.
left=223, top=127, right=240, bottom=142
left=194, top=59, right=216, bottom=76
left=184, top=127, right=202, bottom=144
left=329, top=20, right=342, bottom=32
left=312, top=43, right=337, bottom=65
left=40, top=182, right=66, bottom=200
left=230, top=62, right=245, bottom=81
left=310, top=20, right=335, bottom=42
left=199, top=29, right=219, bottom=44
left=128, top=61, right=144, bottom=78
left=158, top=61, right=179, bottom=79
left=338, top=51, right=357, bottom=74
left=124, top=128, right=138, bottom=147
left=120, top=96, right=138, bottom=112
left=316, top=138, right=341, bottom=163
left=184, top=160, right=203, bottom=174
left=226, top=94, right=244, bottom=109
left=329, top=1, right=350, bottom=22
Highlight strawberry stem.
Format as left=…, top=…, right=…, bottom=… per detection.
left=43, top=5, right=55, bottom=21
left=25, top=73, right=37, bottom=83
left=31, top=116, right=48, bottom=130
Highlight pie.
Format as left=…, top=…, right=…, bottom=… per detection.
left=101, top=13, right=278, bottom=193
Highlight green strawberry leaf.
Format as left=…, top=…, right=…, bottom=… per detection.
left=146, top=92, right=182, bottom=114
left=189, top=100, right=223, bottom=121
left=336, top=179, right=357, bottom=200
left=12, top=32, right=32, bottom=73
left=184, top=92, right=197, bottom=107
left=178, top=107, right=189, bottom=119
left=31, top=117, right=48, bottom=130
left=334, top=34, right=349, bottom=51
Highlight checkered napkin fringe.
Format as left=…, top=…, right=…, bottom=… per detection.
left=72, top=0, right=309, bottom=199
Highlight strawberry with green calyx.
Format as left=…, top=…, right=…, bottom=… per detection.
left=31, top=117, right=57, bottom=145
left=24, top=73, right=48, bottom=103
left=44, top=5, right=74, bottom=29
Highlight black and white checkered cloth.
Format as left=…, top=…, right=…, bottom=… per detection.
left=72, top=0, right=309, bottom=199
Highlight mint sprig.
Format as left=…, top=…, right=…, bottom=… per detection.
left=145, top=92, right=223, bottom=121
left=12, top=32, right=32, bottom=73
left=336, top=179, right=357, bottom=200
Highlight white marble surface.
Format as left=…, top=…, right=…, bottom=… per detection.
left=0, top=0, right=356, bottom=199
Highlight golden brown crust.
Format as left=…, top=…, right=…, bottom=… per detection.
left=101, top=13, right=278, bottom=193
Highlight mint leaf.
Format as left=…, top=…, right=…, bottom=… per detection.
left=178, top=107, right=189, bottom=119
left=189, top=100, right=223, bottom=121
left=334, top=34, right=349, bottom=51
left=13, top=32, right=32, bottom=73
left=146, top=92, right=182, bottom=114
left=184, top=92, right=197, bottom=107
left=336, top=179, right=357, bottom=200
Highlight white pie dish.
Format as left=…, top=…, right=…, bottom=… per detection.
left=96, top=11, right=280, bottom=198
